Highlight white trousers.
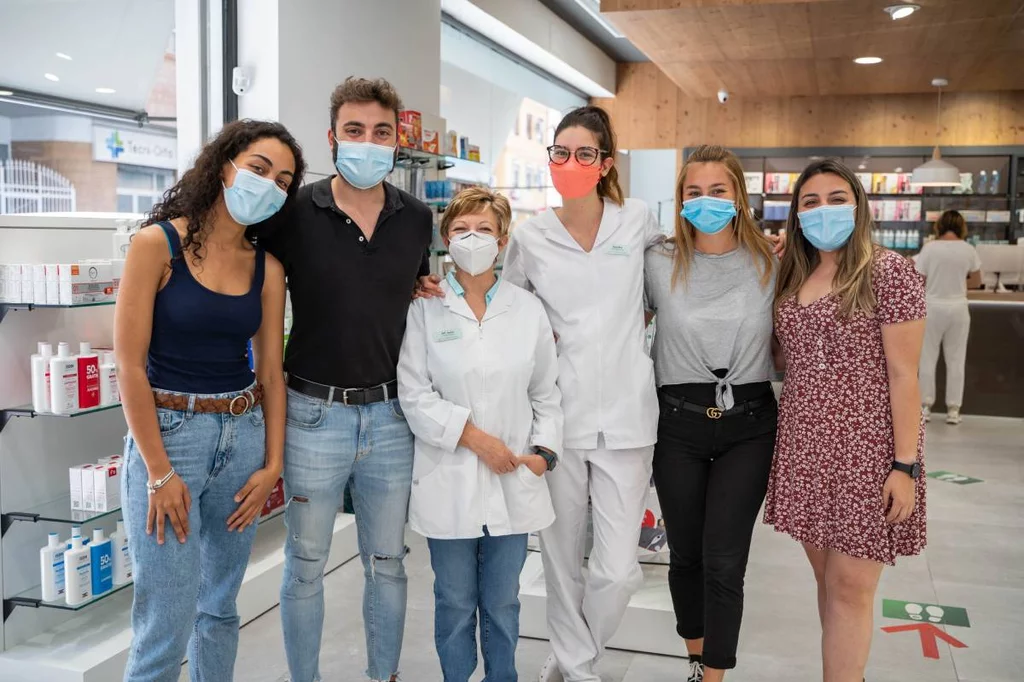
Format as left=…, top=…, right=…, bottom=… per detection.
left=539, top=440, right=654, bottom=682
left=920, top=299, right=971, bottom=408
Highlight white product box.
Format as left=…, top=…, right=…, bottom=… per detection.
left=59, top=261, right=114, bottom=305
left=20, top=277, right=33, bottom=304
left=45, top=264, right=60, bottom=305
left=111, top=259, right=125, bottom=298
left=986, top=210, right=1011, bottom=223
left=32, top=264, right=48, bottom=305
left=69, top=464, right=91, bottom=511
left=81, top=464, right=97, bottom=511
left=0, top=265, right=9, bottom=302
left=94, top=462, right=121, bottom=512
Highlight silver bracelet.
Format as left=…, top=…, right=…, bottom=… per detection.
left=146, top=468, right=177, bottom=495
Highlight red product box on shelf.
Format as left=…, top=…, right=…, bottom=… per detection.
left=261, top=477, right=285, bottom=517
left=78, top=354, right=100, bottom=409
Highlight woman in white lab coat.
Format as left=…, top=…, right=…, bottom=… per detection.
left=397, top=187, right=563, bottom=682
left=916, top=209, right=983, bottom=424
left=502, top=106, right=664, bottom=682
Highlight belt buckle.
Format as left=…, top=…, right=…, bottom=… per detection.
left=229, top=394, right=250, bottom=417
left=341, top=388, right=351, bottom=406
left=706, top=407, right=723, bottom=419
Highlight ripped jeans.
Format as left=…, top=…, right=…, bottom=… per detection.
left=279, top=388, right=414, bottom=682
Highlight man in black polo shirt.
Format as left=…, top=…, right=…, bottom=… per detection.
left=263, top=77, right=439, bottom=682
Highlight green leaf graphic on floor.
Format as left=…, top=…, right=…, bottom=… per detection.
left=883, top=599, right=970, bottom=627
left=927, top=470, right=983, bottom=485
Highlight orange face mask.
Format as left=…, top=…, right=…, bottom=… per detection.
left=549, top=160, right=602, bottom=200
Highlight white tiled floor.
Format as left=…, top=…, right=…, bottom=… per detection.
left=182, top=415, right=1024, bottom=681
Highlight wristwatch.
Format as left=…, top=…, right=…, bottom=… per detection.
left=892, top=460, right=921, bottom=479
left=534, top=447, right=558, bottom=472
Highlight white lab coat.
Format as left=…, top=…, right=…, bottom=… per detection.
left=397, top=278, right=563, bottom=540
left=502, top=198, right=662, bottom=450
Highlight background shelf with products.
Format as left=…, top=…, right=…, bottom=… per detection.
left=719, top=146, right=1024, bottom=255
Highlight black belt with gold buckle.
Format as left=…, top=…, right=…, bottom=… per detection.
left=659, top=392, right=773, bottom=420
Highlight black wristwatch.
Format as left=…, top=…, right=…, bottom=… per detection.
left=892, top=460, right=921, bottom=479
left=534, top=447, right=558, bottom=472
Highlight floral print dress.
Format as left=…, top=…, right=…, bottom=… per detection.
left=764, top=250, right=927, bottom=565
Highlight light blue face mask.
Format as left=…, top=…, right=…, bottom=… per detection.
left=334, top=140, right=395, bottom=190
left=680, top=196, right=738, bottom=235
left=798, top=204, right=856, bottom=252
left=223, top=161, right=288, bottom=226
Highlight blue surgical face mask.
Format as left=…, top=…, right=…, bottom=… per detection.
left=680, top=196, right=737, bottom=235
left=223, top=161, right=288, bottom=226
left=334, top=140, right=395, bottom=190
left=798, top=204, right=856, bottom=252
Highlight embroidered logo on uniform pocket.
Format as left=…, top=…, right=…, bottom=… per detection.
left=433, top=328, right=463, bottom=342
left=608, top=244, right=630, bottom=256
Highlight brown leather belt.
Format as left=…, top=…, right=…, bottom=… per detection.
left=153, top=384, right=264, bottom=416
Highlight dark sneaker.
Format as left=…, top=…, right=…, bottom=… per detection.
left=687, top=659, right=704, bottom=682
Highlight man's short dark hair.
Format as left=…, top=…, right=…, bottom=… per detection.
left=329, top=77, right=403, bottom=131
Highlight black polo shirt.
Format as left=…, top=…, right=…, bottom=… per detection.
left=261, top=177, right=432, bottom=389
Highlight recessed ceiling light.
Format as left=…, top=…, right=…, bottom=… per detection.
left=854, top=57, right=883, bottom=65
left=56, top=52, right=73, bottom=61
left=858, top=163, right=868, bottom=170
left=894, top=167, right=904, bottom=173
left=884, top=4, right=920, bottom=20
left=95, top=87, right=116, bottom=94
left=44, top=73, right=60, bottom=82
left=0, top=89, right=13, bottom=97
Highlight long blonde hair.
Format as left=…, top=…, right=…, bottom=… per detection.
left=671, top=145, right=774, bottom=288
left=775, top=159, right=878, bottom=317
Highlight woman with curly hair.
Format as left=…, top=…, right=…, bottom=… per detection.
left=114, top=119, right=305, bottom=682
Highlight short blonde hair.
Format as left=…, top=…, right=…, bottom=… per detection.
left=439, top=187, right=512, bottom=240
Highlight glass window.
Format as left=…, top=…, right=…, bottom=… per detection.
left=526, top=114, right=533, bottom=141
left=535, top=118, right=544, bottom=143
left=117, top=195, right=134, bottom=213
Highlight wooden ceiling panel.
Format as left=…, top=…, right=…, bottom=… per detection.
left=605, top=0, right=1024, bottom=96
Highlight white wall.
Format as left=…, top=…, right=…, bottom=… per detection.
left=9, top=116, right=93, bottom=143
left=440, top=63, right=520, bottom=179
left=628, top=149, right=677, bottom=235
left=235, top=0, right=443, bottom=178
left=441, top=0, right=615, bottom=97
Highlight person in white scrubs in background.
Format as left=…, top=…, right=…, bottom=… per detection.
left=502, top=106, right=663, bottom=682
left=398, top=187, right=563, bottom=682
left=915, top=210, right=982, bottom=425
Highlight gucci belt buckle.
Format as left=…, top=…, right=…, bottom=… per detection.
left=706, top=407, right=723, bottom=419
left=229, top=392, right=251, bottom=417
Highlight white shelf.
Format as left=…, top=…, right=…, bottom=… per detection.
left=518, top=552, right=685, bottom=658
left=0, top=513, right=359, bottom=682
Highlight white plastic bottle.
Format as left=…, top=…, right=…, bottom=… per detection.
left=64, top=535, right=92, bottom=606
left=111, top=519, right=132, bottom=586
left=31, top=342, right=53, bottom=413
left=990, top=169, right=1000, bottom=195
left=40, top=533, right=66, bottom=602
left=99, top=351, right=120, bottom=406
left=978, top=170, right=988, bottom=195
left=49, top=342, right=79, bottom=414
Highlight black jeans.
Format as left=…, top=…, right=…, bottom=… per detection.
left=652, top=383, right=777, bottom=670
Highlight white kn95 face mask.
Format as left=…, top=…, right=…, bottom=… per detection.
left=448, top=232, right=499, bottom=276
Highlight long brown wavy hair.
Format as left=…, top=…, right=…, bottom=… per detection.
left=775, top=158, right=878, bottom=317
left=670, top=145, right=774, bottom=288
left=145, top=119, right=306, bottom=260
left=554, top=106, right=624, bottom=206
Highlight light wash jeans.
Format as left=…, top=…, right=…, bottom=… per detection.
left=121, top=390, right=266, bottom=682
left=427, top=530, right=528, bottom=682
left=279, top=388, right=414, bottom=682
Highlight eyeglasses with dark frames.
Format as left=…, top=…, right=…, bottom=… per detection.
left=547, top=145, right=607, bottom=167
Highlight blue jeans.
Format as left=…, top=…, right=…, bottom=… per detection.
left=121, top=393, right=266, bottom=682
left=427, top=531, right=528, bottom=682
left=279, top=388, right=414, bottom=682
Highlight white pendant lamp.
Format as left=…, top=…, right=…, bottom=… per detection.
left=911, top=79, right=961, bottom=188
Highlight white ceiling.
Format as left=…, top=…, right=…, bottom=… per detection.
left=0, top=0, right=175, bottom=111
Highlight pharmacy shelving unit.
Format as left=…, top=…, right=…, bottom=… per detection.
left=693, top=145, right=1024, bottom=254
left=0, top=215, right=360, bottom=682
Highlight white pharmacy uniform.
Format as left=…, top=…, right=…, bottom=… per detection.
left=397, top=274, right=562, bottom=540
left=915, top=239, right=982, bottom=408
left=503, top=198, right=663, bottom=682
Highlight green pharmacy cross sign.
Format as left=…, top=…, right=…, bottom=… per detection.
left=927, top=470, right=983, bottom=485
left=882, top=599, right=971, bottom=628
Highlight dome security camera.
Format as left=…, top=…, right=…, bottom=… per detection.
left=232, top=66, right=252, bottom=96
left=717, top=89, right=729, bottom=104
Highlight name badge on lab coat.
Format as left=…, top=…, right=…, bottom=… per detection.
left=608, top=244, right=631, bottom=256
left=433, top=328, right=462, bottom=343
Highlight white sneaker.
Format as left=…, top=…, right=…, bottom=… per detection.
left=538, top=653, right=564, bottom=682
left=687, top=659, right=705, bottom=682
left=946, top=406, right=962, bottom=425
left=922, top=405, right=931, bottom=422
